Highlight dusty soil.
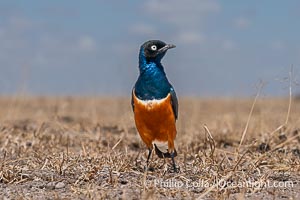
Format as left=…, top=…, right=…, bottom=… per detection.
left=0, top=96, right=299, bottom=199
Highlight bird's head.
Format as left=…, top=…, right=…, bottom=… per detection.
left=139, top=40, right=176, bottom=64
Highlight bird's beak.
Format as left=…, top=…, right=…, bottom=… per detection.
left=158, top=44, right=176, bottom=54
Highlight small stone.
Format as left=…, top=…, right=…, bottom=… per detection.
left=46, top=182, right=56, bottom=189
left=55, top=182, right=65, bottom=189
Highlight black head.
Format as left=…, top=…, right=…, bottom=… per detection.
left=140, top=40, right=176, bottom=62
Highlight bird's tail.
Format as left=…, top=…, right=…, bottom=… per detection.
left=154, top=144, right=177, bottom=158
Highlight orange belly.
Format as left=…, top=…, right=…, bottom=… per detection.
left=133, top=92, right=176, bottom=152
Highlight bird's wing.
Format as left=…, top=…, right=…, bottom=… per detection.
left=170, top=87, right=178, bottom=120
left=131, top=88, right=135, bottom=111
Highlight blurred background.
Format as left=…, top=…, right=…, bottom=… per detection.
left=0, top=0, right=299, bottom=97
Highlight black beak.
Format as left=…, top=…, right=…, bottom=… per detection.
left=158, top=44, right=176, bottom=54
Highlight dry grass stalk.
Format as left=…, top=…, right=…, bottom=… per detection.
left=238, top=81, right=264, bottom=151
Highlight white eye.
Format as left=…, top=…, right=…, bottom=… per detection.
left=151, top=45, right=157, bottom=51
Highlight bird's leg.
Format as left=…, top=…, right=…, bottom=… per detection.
left=144, top=148, right=153, bottom=171
left=171, top=152, right=179, bottom=173
left=146, top=148, right=152, bottom=165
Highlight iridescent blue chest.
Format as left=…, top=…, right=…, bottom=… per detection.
left=134, top=62, right=171, bottom=100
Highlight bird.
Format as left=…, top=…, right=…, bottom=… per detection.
left=131, top=40, right=178, bottom=172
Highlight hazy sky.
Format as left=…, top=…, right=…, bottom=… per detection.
left=0, top=0, right=299, bottom=96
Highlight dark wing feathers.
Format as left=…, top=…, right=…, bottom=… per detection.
left=170, top=87, right=178, bottom=120
left=131, top=88, right=135, bottom=111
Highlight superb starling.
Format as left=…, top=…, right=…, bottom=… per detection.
left=131, top=40, right=178, bottom=172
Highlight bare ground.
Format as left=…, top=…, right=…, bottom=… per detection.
left=0, top=96, right=299, bottom=199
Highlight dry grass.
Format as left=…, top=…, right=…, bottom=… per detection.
left=0, top=95, right=299, bottom=199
